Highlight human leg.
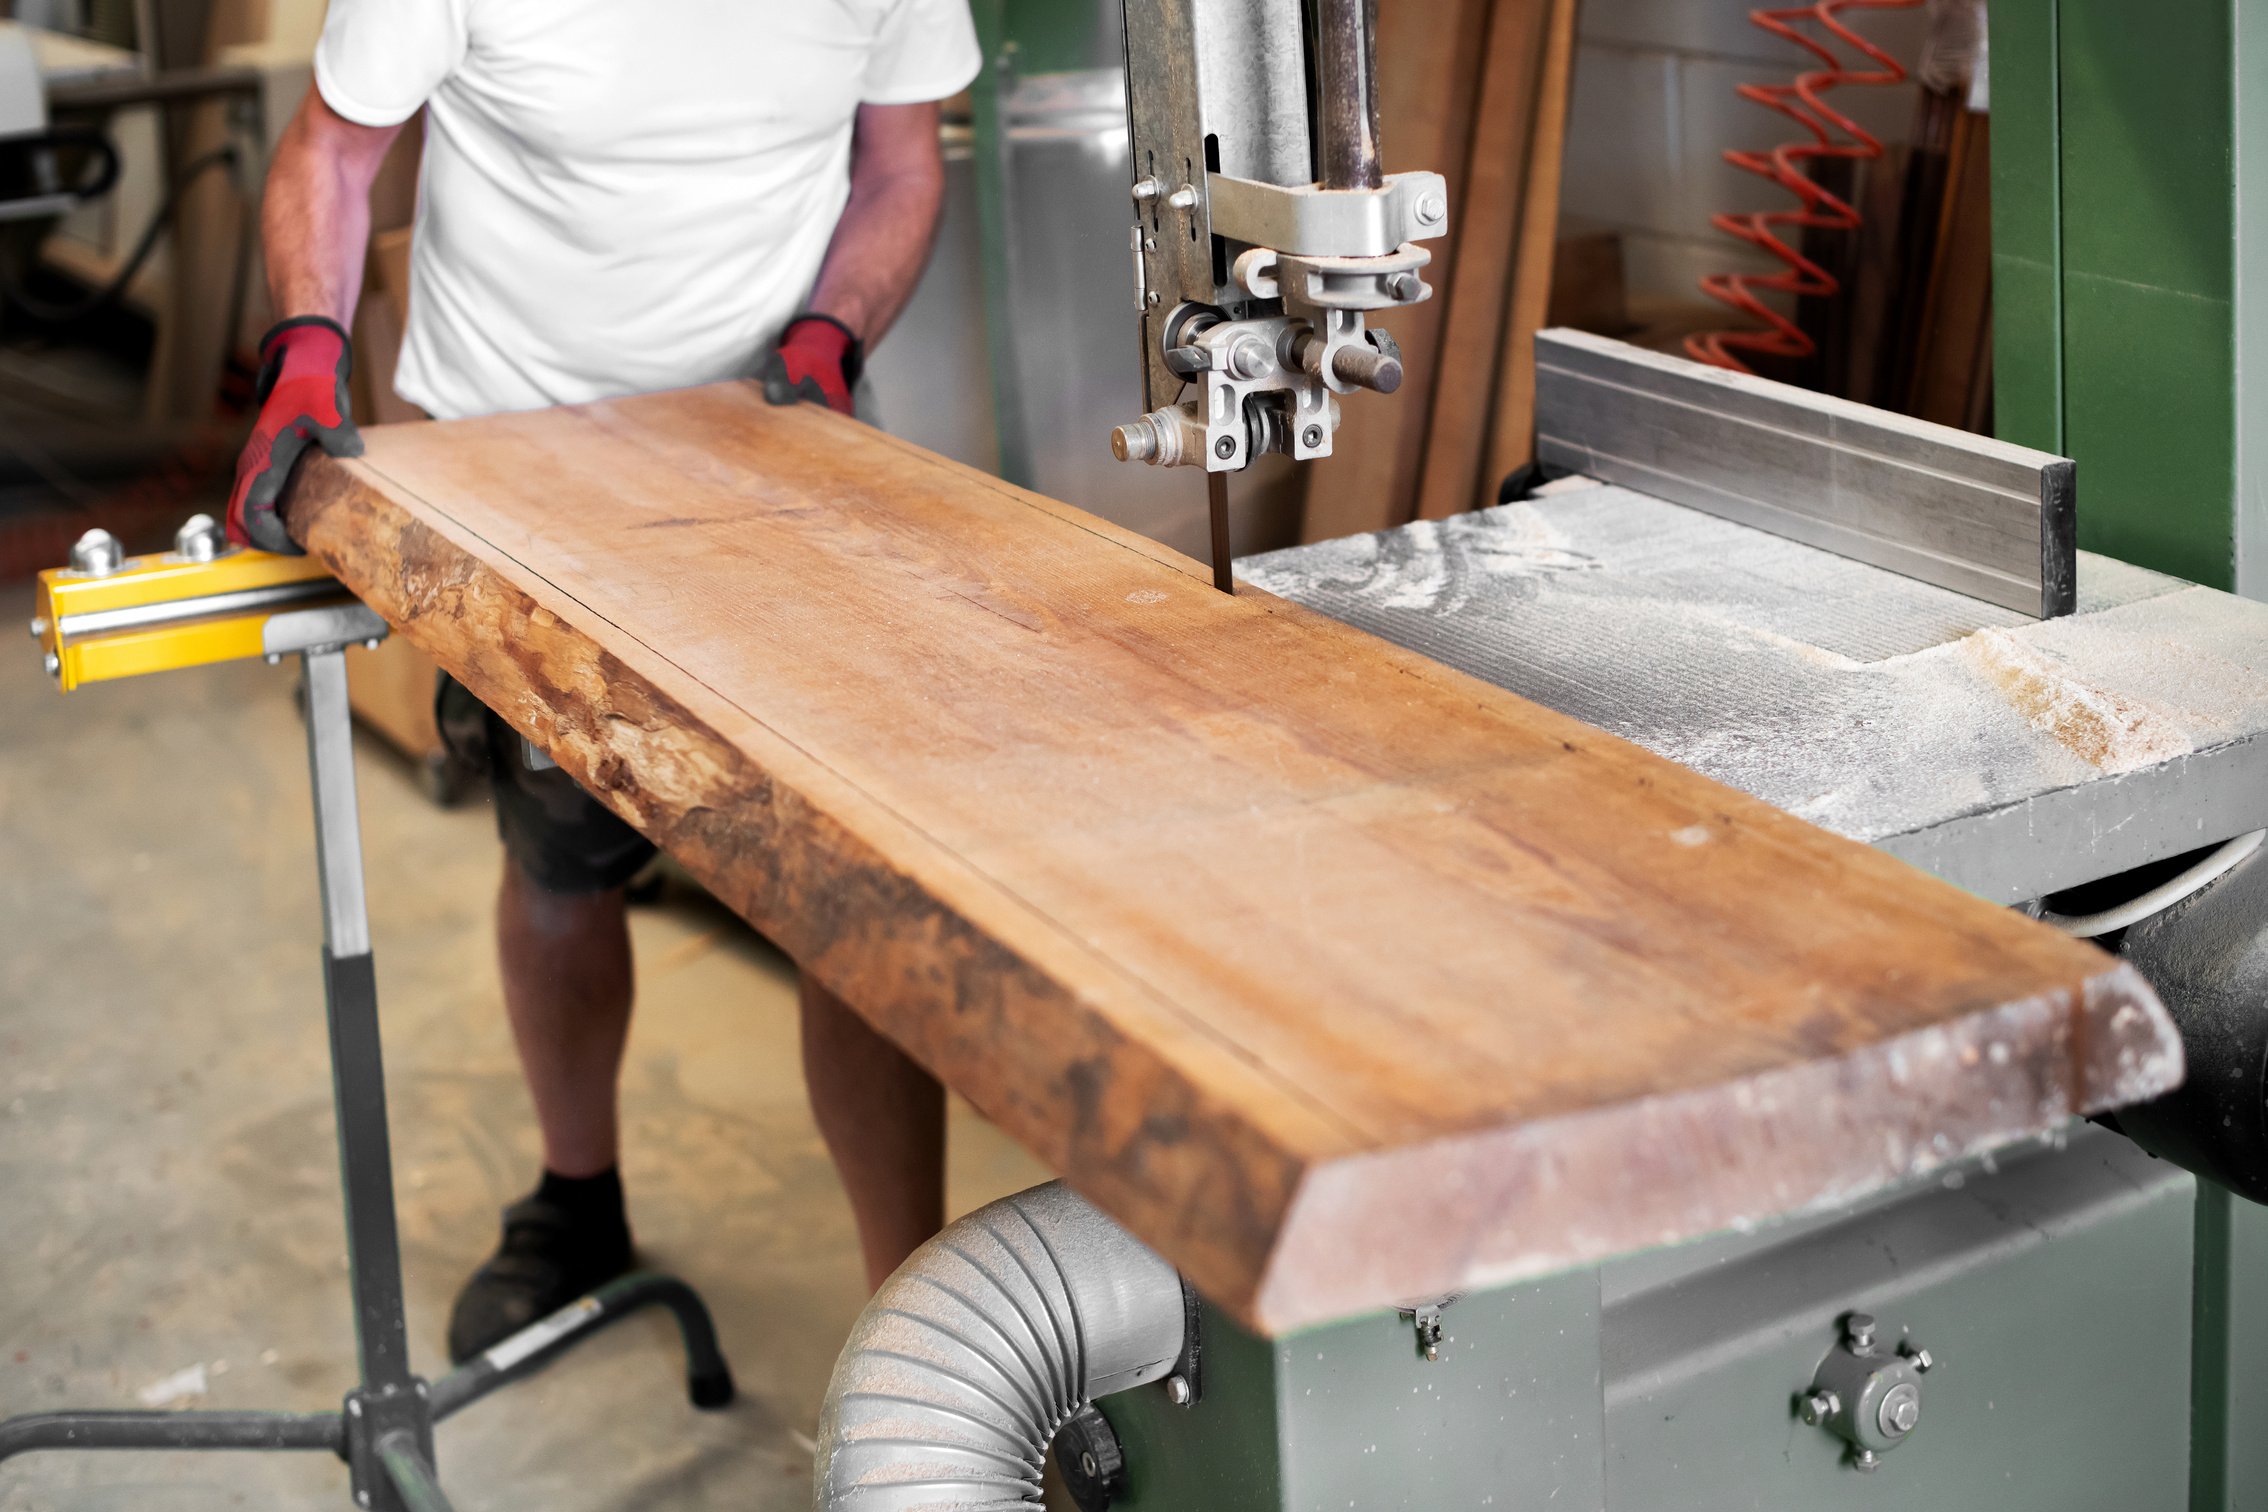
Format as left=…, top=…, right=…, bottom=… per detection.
left=495, top=861, right=633, bottom=1177
left=436, top=676, right=657, bottom=1360
left=799, top=976, right=946, bottom=1292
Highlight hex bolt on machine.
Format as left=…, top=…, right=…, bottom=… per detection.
left=3, top=517, right=736, bottom=1512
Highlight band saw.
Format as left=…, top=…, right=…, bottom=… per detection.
left=1078, top=4, right=2268, bottom=1502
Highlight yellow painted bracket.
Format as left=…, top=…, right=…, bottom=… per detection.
left=33, top=543, right=348, bottom=693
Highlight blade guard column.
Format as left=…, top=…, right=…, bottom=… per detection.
left=1110, top=0, right=1449, bottom=584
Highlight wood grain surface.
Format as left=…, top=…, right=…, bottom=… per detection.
left=287, top=386, right=2178, bottom=1333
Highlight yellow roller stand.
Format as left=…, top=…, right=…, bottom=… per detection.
left=33, top=530, right=346, bottom=693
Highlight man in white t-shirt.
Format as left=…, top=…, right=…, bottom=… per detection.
left=223, top=0, right=982, bottom=1362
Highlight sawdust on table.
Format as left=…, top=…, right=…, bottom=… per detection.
left=1958, top=627, right=2193, bottom=773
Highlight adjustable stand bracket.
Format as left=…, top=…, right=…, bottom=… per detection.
left=7, top=544, right=735, bottom=1507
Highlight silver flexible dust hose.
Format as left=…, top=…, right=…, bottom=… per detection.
left=812, top=1182, right=1187, bottom=1511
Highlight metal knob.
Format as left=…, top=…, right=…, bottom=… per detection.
left=1166, top=183, right=1200, bottom=211
left=1111, top=422, right=1157, bottom=464
left=1112, top=419, right=1161, bottom=464
left=1130, top=176, right=1163, bottom=203
left=1226, top=334, right=1276, bottom=381
left=69, top=528, right=124, bottom=578
left=174, top=512, right=226, bottom=563
left=1112, top=406, right=1199, bottom=467
left=1331, top=344, right=1404, bottom=394
left=1844, top=1313, right=1877, bottom=1354
left=1293, top=332, right=1406, bottom=395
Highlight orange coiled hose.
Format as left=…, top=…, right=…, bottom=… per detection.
left=1686, top=0, right=1923, bottom=373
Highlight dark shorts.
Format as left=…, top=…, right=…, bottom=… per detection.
left=435, top=674, right=656, bottom=895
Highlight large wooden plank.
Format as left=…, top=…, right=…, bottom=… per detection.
left=286, top=386, right=2175, bottom=1333
left=1535, top=328, right=2078, bottom=616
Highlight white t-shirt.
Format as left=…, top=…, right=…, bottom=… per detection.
left=313, top=0, right=980, bottom=420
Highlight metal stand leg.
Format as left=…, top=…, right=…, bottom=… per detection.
left=428, top=1272, right=737, bottom=1423
left=0, top=1410, right=344, bottom=1463
left=302, top=644, right=434, bottom=1511
left=3, top=606, right=733, bottom=1506
left=376, top=1432, right=457, bottom=1512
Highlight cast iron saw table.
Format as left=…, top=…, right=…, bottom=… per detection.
left=1244, top=476, right=2268, bottom=908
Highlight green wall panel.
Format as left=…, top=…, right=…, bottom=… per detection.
left=2056, top=0, right=2235, bottom=586
left=1989, top=0, right=2064, bottom=454
left=2056, top=2, right=2232, bottom=301
left=2060, top=272, right=2235, bottom=586
left=1992, top=254, right=2063, bottom=457
left=1991, top=0, right=2240, bottom=589
left=1003, top=0, right=1118, bottom=74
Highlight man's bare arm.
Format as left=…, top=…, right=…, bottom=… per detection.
left=804, top=101, right=948, bottom=347
left=226, top=88, right=402, bottom=551
left=263, top=88, right=405, bottom=326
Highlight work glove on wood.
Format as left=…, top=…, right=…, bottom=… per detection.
left=226, top=315, right=363, bottom=555
left=760, top=312, right=862, bottom=416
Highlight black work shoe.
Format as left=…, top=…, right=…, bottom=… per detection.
left=446, top=1187, right=634, bottom=1364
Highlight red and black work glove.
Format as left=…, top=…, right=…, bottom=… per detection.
left=225, top=315, right=363, bottom=555
left=760, top=312, right=863, bottom=417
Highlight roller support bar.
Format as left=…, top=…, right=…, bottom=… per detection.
left=31, top=518, right=370, bottom=691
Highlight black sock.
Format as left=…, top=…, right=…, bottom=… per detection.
left=535, top=1167, right=627, bottom=1232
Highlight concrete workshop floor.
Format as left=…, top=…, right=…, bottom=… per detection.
left=0, top=582, right=1054, bottom=1510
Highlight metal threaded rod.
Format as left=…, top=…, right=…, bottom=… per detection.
left=1294, top=332, right=1403, bottom=393
left=1314, top=0, right=1383, bottom=190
